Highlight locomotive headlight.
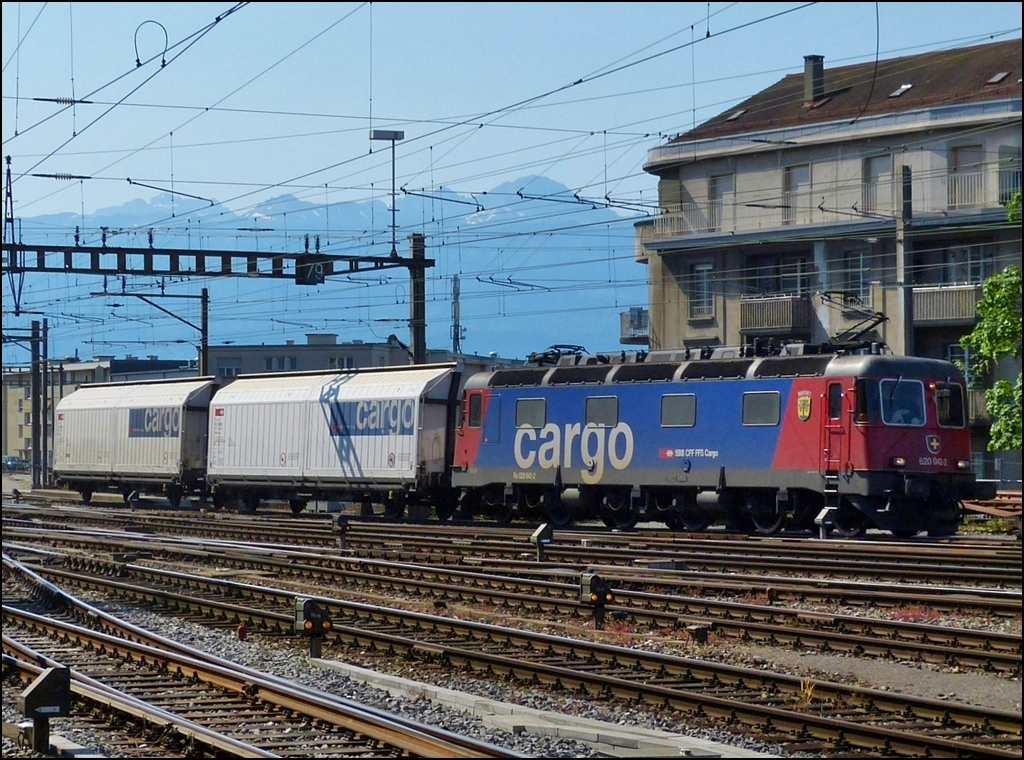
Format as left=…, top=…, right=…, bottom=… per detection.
left=891, top=456, right=907, bottom=467
left=956, top=459, right=971, bottom=470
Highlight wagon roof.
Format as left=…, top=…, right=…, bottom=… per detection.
left=55, top=378, right=215, bottom=411
left=212, top=364, right=456, bottom=404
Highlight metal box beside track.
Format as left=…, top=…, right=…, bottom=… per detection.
left=52, top=377, right=215, bottom=503
left=206, top=364, right=458, bottom=495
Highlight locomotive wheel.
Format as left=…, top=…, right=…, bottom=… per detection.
left=669, top=508, right=711, bottom=531
left=599, top=487, right=638, bottom=530
left=831, top=502, right=867, bottom=538
left=524, top=487, right=572, bottom=527
left=489, top=501, right=514, bottom=525
left=744, top=494, right=783, bottom=535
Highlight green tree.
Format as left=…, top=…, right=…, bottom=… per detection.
left=959, top=257, right=1022, bottom=451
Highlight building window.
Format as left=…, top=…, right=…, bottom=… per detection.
left=778, top=256, right=810, bottom=295
left=749, top=254, right=811, bottom=296
left=265, top=357, right=275, bottom=372
left=842, top=249, right=871, bottom=302
left=329, top=357, right=355, bottom=370
left=862, top=155, right=889, bottom=214
left=271, top=356, right=298, bottom=371
left=217, top=359, right=241, bottom=379
left=943, top=245, right=992, bottom=285
left=783, top=164, right=810, bottom=224
left=689, top=263, right=714, bottom=319
left=708, top=173, right=734, bottom=232
left=948, top=145, right=985, bottom=208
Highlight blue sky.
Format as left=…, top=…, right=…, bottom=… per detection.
left=2, top=3, right=1021, bottom=361
left=4, top=2, right=1020, bottom=218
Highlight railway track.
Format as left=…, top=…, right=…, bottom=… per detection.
left=6, top=554, right=1020, bottom=758
left=5, top=500, right=1021, bottom=588
left=2, top=562, right=524, bottom=759
left=32, top=546, right=1021, bottom=676
left=4, top=516, right=1021, bottom=619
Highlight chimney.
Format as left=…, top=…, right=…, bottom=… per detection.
left=803, top=55, right=824, bottom=103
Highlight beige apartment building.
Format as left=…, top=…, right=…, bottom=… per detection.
left=627, top=38, right=1021, bottom=483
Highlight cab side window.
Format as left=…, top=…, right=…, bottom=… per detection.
left=468, top=393, right=482, bottom=428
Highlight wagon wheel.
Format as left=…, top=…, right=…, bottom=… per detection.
left=599, top=487, right=638, bottom=530
left=80, top=488, right=93, bottom=505
left=382, top=495, right=405, bottom=520
left=166, top=485, right=183, bottom=509
left=240, top=493, right=260, bottom=515
left=288, top=499, right=306, bottom=515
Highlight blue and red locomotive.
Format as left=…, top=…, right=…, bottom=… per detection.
left=452, top=343, right=991, bottom=537
left=54, top=340, right=993, bottom=537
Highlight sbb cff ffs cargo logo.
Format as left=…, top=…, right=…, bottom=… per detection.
left=329, top=399, right=416, bottom=437
left=128, top=407, right=181, bottom=438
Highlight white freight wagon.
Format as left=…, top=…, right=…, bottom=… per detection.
left=52, top=377, right=215, bottom=505
left=206, top=364, right=460, bottom=515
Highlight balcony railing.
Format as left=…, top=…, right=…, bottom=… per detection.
left=912, top=284, right=981, bottom=325
left=643, top=159, right=1017, bottom=243
left=948, top=171, right=985, bottom=208
left=739, top=295, right=812, bottom=334
left=619, top=308, right=649, bottom=345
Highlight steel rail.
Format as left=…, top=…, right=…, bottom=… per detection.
left=2, top=646, right=279, bottom=759
left=44, top=549, right=1021, bottom=674
left=9, top=554, right=1019, bottom=758
left=4, top=521, right=1021, bottom=616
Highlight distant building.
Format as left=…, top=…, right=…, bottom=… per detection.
left=631, top=38, right=1021, bottom=483
left=207, top=333, right=520, bottom=383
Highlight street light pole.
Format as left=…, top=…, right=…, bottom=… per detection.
left=370, top=129, right=405, bottom=257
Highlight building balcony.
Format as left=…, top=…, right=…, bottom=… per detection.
left=967, top=388, right=989, bottom=425
left=619, top=308, right=650, bottom=345
left=947, top=171, right=985, bottom=209
left=912, top=284, right=981, bottom=325
left=739, top=295, right=812, bottom=335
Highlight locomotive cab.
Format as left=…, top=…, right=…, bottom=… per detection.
left=825, top=363, right=979, bottom=538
